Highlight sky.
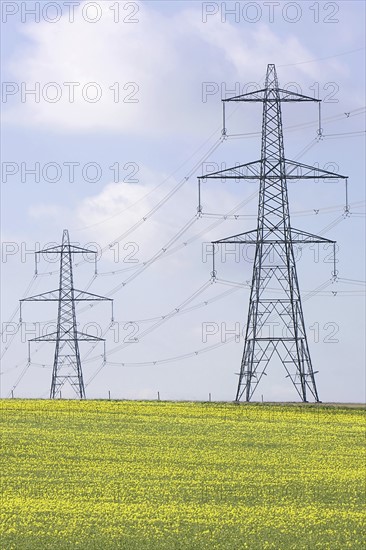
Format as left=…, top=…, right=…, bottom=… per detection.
left=1, top=0, right=365, bottom=402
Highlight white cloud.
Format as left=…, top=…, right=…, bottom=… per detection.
left=3, top=1, right=351, bottom=136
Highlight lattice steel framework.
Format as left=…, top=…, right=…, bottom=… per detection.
left=199, top=64, right=348, bottom=402
left=20, top=229, right=113, bottom=399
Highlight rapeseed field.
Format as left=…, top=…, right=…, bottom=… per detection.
left=1, top=400, right=365, bottom=549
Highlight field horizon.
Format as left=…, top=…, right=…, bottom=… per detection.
left=1, top=399, right=365, bottom=549
left=1, top=397, right=365, bottom=408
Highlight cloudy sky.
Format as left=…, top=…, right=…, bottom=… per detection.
left=1, top=0, right=365, bottom=402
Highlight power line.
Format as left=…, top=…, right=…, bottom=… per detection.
left=278, top=47, right=365, bottom=67
left=227, top=107, right=365, bottom=138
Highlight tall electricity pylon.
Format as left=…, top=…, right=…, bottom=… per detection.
left=199, top=64, right=348, bottom=402
left=20, top=229, right=113, bottom=399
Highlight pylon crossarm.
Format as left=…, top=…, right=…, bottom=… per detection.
left=21, top=289, right=112, bottom=302
left=224, top=88, right=267, bottom=102
left=29, top=331, right=59, bottom=341
left=36, top=244, right=98, bottom=255
left=73, top=290, right=113, bottom=301
left=74, top=331, right=106, bottom=341
left=30, top=331, right=105, bottom=342
left=284, top=159, right=348, bottom=179
left=212, top=228, right=335, bottom=245
left=199, top=160, right=262, bottom=180
left=213, top=229, right=257, bottom=244
left=290, top=229, right=336, bottom=244
left=66, top=245, right=98, bottom=254
left=276, top=88, right=321, bottom=102
left=224, top=88, right=320, bottom=103
left=199, top=158, right=347, bottom=182
left=21, top=290, right=60, bottom=301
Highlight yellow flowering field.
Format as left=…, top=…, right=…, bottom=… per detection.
left=1, top=400, right=365, bottom=549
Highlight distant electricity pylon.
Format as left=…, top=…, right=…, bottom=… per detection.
left=20, top=229, right=113, bottom=399
left=199, top=64, right=348, bottom=402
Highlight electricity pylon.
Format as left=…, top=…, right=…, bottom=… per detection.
left=199, top=64, right=347, bottom=402
left=20, top=229, right=113, bottom=399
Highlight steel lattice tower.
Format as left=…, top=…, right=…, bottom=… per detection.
left=199, top=64, right=347, bottom=402
left=20, top=229, right=113, bottom=398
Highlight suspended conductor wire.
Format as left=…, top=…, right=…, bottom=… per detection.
left=84, top=275, right=334, bottom=382
left=4, top=286, right=244, bottom=372
left=80, top=286, right=241, bottom=366
left=6, top=361, right=31, bottom=398
left=83, top=279, right=214, bottom=385
left=317, top=215, right=345, bottom=236
left=6, top=272, right=363, bottom=394
left=226, top=107, right=365, bottom=138
left=72, top=191, right=260, bottom=309
left=95, top=192, right=259, bottom=280
left=73, top=137, right=225, bottom=269
left=337, top=277, right=366, bottom=286
left=3, top=274, right=101, bottom=364
left=8, top=274, right=362, bottom=394
left=71, top=101, right=246, bottom=273
left=96, top=193, right=259, bottom=287
left=86, top=278, right=336, bottom=374
left=105, top=214, right=199, bottom=297
left=111, top=285, right=241, bottom=325
left=26, top=135, right=227, bottom=280
left=213, top=277, right=362, bottom=296
left=0, top=274, right=42, bottom=359
left=277, top=46, right=365, bottom=67
left=10, top=271, right=365, bottom=379
left=200, top=204, right=358, bottom=220
left=3, top=189, right=359, bottom=373
left=292, top=136, right=321, bottom=161
left=48, top=190, right=350, bottom=304
left=30, top=140, right=223, bottom=284
left=61, top=279, right=215, bottom=375
left=11, top=200, right=247, bottom=328
left=11, top=198, right=358, bottom=340
left=26, top=107, right=364, bottom=281
left=5, top=111, right=363, bottom=384
left=1, top=360, right=30, bottom=377
left=106, top=337, right=236, bottom=368
left=99, top=136, right=223, bottom=249
left=197, top=130, right=324, bottom=224
left=74, top=126, right=229, bottom=234
left=199, top=199, right=365, bottom=220
left=322, top=131, right=365, bottom=139
left=0, top=274, right=38, bottom=336
left=2, top=275, right=98, bottom=360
